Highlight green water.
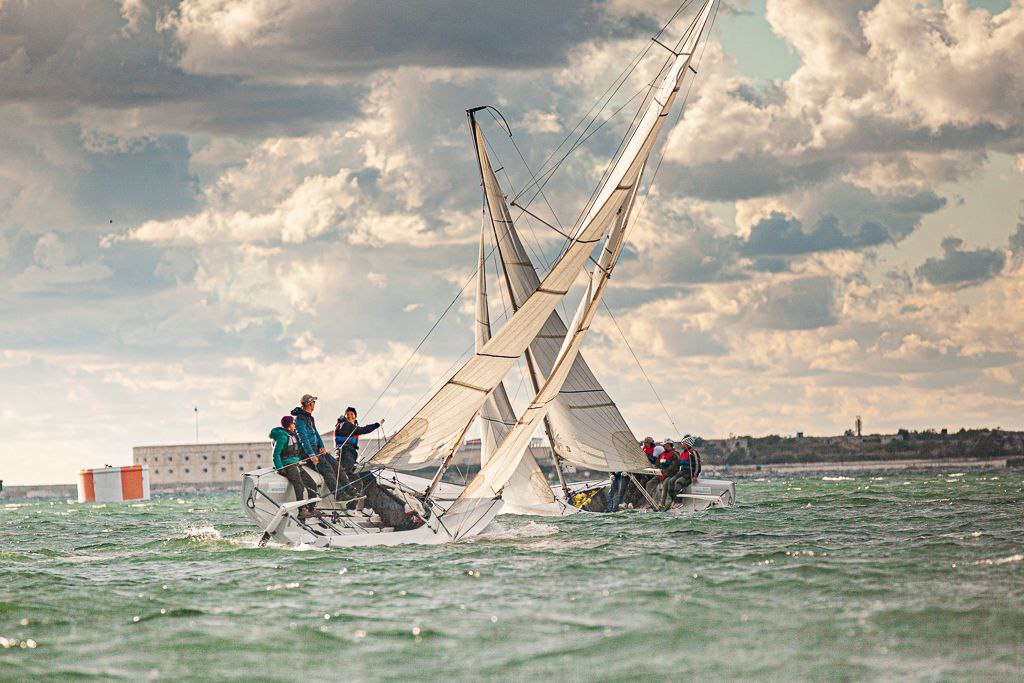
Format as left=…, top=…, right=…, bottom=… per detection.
left=1, top=472, right=1022, bottom=681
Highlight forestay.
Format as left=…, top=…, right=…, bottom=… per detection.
left=471, top=116, right=644, bottom=472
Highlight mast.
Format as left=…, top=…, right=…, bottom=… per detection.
left=449, top=0, right=720, bottom=505
left=467, top=108, right=573, bottom=500
left=371, top=0, right=716, bottom=484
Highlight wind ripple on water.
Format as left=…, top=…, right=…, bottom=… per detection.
left=1, top=474, right=1022, bottom=679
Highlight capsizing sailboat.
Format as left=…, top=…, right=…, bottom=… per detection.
left=241, top=0, right=732, bottom=546
left=467, top=5, right=736, bottom=516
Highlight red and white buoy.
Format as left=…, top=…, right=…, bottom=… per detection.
left=78, top=465, right=151, bottom=503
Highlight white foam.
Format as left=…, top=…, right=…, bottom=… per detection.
left=822, top=476, right=855, bottom=481
left=478, top=520, right=558, bottom=541
left=971, top=553, right=1023, bottom=566
left=182, top=524, right=222, bottom=541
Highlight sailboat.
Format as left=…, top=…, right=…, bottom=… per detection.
left=241, top=0, right=731, bottom=546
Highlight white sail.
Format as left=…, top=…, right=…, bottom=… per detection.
left=474, top=228, right=558, bottom=508
left=448, top=0, right=718, bottom=508
left=368, top=34, right=682, bottom=472
left=471, top=115, right=641, bottom=472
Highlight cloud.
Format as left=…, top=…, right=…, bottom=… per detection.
left=741, top=212, right=888, bottom=256
left=1010, top=213, right=1024, bottom=253
left=0, top=0, right=365, bottom=137
left=748, top=276, right=839, bottom=330
left=9, top=233, right=112, bottom=293
left=164, top=0, right=646, bottom=80
left=915, top=236, right=1006, bottom=288
left=661, top=0, right=1024, bottom=204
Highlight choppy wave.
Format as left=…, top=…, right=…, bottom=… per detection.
left=477, top=520, right=559, bottom=541
left=1, top=472, right=1020, bottom=680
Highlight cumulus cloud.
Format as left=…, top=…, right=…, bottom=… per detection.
left=915, top=236, right=1006, bottom=288
left=1010, top=213, right=1024, bottom=253
left=163, top=0, right=646, bottom=80
left=3, top=0, right=1024, bottom=485
left=9, top=233, right=113, bottom=293
left=740, top=212, right=887, bottom=256
left=662, top=0, right=1024, bottom=203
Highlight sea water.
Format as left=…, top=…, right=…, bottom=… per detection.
left=1, top=472, right=1021, bottom=680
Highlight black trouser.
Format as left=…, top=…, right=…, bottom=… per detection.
left=661, top=471, right=692, bottom=508
left=313, top=452, right=347, bottom=500
left=605, top=472, right=627, bottom=512
left=281, top=463, right=318, bottom=505
left=339, top=445, right=359, bottom=472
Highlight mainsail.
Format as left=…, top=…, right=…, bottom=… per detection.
left=474, top=228, right=558, bottom=509
left=470, top=113, right=643, bottom=473
left=449, top=0, right=719, bottom=507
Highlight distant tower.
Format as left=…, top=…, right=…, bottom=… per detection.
left=855, top=415, right=862, bottom=437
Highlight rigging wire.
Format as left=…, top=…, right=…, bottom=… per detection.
left=474, top=0, right=719, bottom=438
left=510, top=0, right=698, bottom=208
left=604, top=0, right=722, bottom=436
left=365, top=0, right=712, bottom=441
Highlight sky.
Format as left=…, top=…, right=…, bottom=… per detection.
left=1, top=0, right=1023, bottom=485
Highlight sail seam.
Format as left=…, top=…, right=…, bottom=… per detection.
left=448, top=380, right=489, bottom=393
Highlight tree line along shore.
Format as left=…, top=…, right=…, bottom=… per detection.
left=695, top=427, right=1023, bottom=467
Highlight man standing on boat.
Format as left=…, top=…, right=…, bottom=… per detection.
left=605, top=471, right=627, bottom=512
left=291, top=394, right=344, bottom=501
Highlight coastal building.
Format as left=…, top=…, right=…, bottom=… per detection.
left=133, top=436, right=552, bottom=487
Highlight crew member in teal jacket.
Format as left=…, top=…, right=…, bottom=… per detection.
left=270, top=416, right=318, bottom=516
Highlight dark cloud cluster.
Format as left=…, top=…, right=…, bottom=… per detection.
left=741, top=212, right=887, bottom=257
left=1010, top=216, right=1024, bottom=253
left=915, top=237, right=1006, bottom=288
left=168, top=0, right=650, bottom=79
left=748, top=276, right=838, bottom=330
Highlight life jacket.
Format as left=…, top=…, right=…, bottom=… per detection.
left=282, top=433, right=302, bottom=460
left=335, top=421, right=364, bottom=450
left=657, top=448, right=679, bottom=471
left=643, top=444, right=657, bottom=466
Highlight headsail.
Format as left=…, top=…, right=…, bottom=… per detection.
left=470, top=113, right=641, bottom=472
left=447, top=0, right=719, bottom=506
left=474, top=227, right=558, bottom=508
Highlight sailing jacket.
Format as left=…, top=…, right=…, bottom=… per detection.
left=643, top=444, right=657, bottom=466
left=658, top=448, right=686, bottom=476
left=334, top=420, right=381, bottom=451
left=290, top=407, right=324, bottom=457
left=270, top=427, right=302, bottom=469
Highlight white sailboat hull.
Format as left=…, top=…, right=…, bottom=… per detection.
left=241, top=467, right=501, bottom=548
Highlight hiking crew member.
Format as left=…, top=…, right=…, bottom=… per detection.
left=605, top=471, right=627, bottom=513
left=657, top=439, right=683, bottom=509
left=270, top=416, right=317, bottom=518
left=681, top=435, right=702, bottom=482
left=644, top=436, right=667, bottom=503
left=334, top=407, right=384, bottom=472
left=642, top=436, right=658, bottom=466
left=291, top=394, right=345, bottom=501
left=661, top=439, right=693, bottom=509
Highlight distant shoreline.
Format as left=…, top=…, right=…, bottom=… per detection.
left=2, top=456, right=1017, bottom=500
left=714, top=456, right=1012, bottom=478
